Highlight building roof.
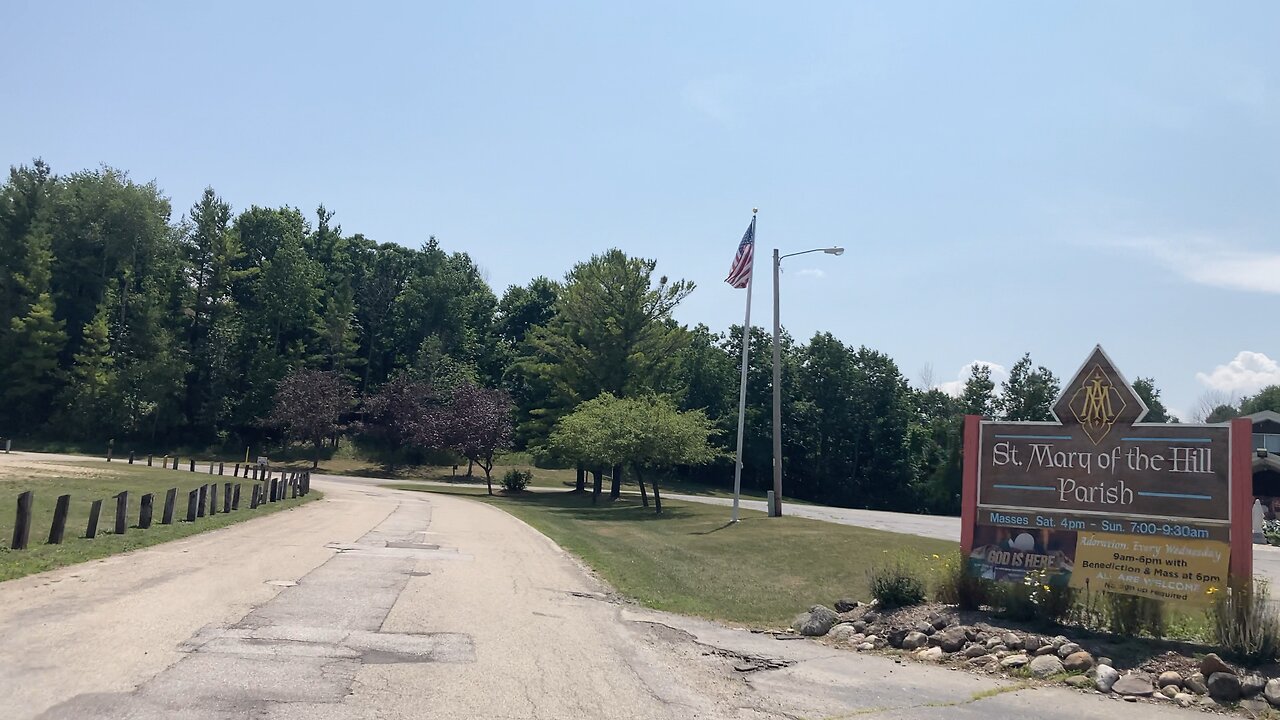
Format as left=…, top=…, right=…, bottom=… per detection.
left=1247, top=410, right=1280, bottom=434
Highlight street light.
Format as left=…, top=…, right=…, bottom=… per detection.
left=770, top=245, right=844, bottom=517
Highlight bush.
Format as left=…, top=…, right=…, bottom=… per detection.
left=932, top=552, right=990, bottom=610
left=1211, top=579, right=1280, bottom=662
left=869, top=562, right=927, bottom=609
left=501, top=469, right=532, bottom=493
left=1105, top=593, right=1165, bottom=638
left=992, top=570, right=1076, bottom=625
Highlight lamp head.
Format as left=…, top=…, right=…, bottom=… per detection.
left=825, top=247, right=845, bottom=256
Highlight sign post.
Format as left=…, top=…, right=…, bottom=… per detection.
left=961, top=345, right=1252, bottom=607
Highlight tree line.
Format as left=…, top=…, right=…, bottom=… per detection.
left=2, top=159, right=1232, bottom=514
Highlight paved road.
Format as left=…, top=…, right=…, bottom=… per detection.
left=0, top=459, right=1189, bottom=719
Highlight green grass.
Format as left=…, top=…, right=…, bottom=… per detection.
left=385, top=483, right=955, bottom=627
left=0, top=460, right=318, bottom=582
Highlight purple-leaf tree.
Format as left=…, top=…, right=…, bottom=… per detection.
left=362, top=374, right=443, bottom=469
left=443, top=382, right=514, bottom=495
left=269, top=369, right=355, bottom=468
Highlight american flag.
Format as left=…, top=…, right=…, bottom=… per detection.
left=724, top=218, right=755, bottom=289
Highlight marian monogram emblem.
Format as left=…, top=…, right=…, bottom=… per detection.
left=1068, top=365, right=1128, bottom=445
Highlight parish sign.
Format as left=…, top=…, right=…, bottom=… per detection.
left=960, top=346, right=1254, bottom=606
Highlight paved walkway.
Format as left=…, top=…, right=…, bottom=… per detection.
left=0, top=458, right=1191, bottom=719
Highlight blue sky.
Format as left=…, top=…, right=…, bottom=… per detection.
left=3, top=1, right=1278, bottom=420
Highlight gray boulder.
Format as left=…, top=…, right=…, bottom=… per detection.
left=829, top=624, right=860, bottom=643
left=1264, top=678, right=1280, bottom=707
left=1034, top=644, right=1058, bottom=656
left=1112, top=672, right=1156, bottom=697
left=902, top=631, right=929, bottom=650
left=1065, top=675, right=1093, bottom=688
left=932, top=627, right=968, bottom=653
left=1000, top=654, right=1029, bottom=669
left=1157, top=671, right=1183, bottom=689
left=914, top=621, right=936, bottom=636
left=1001, top=632, right=1023, bottom=650
left=1242, top=674, right=1266, bottom=698
left=1094, top=664, right=1120, bottom=693
left=1056, top=642, right=1081, bottom=658
left=963, top=644, right=989, bottom=658
left=1207, top=672, right=1241, bottom=702
left=1028, top=654, right=1065, bottom=678
left=1184, top=672, right=1208, bottom=695
left=1022, top=635, right=1044, bottom=652
left=794, top=605, right=839, bottom=636
left=834, top=598, right=859, bottom=613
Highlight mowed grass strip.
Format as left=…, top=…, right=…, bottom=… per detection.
left=386, top=484, right=955, bottom=627
left=0, top=460, right=318, bottom=582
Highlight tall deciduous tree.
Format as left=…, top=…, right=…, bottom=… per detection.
left=1132, top=377, right=1172, bottom=423
left=269, top=369, right=354, bottom=468
left=1242, top=386, right=1280, bottom=415
left=442, top=382, right=514, bottom=494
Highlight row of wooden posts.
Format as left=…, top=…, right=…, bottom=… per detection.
left=9, top=466, right=312, bottom=551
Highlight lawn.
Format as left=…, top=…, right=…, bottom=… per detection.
left=0, top=458, right=317, bottom=582
left=385, top=484, right=955, bottom=627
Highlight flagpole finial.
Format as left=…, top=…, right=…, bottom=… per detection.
left=752, top=207, right=758, bottom=214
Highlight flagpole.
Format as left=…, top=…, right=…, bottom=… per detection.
left=731, top=209, right=757, bottom=523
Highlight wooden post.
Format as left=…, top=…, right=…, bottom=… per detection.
left=291, top=476, right=298, bottom=499
left=208, top=483, right=218, bottom=515
left=197, top=484, right=208, bottom=517
left=234, top=463, right=240, bottom=477
left=113, top=491, right=128, bottom=535
left=106, top=441, right=113, bottom=462
left=223, top=482, right=232, bottom=513
left=172, top=455, right=179, bottom=470
left=86, top=499, right=103, bottom=538
left=12, top=491, right=33, bottom=549
left=189, top=459, right=195, bottom=472
left=139, top=493, right=154, bottom=529
left=208, top=461, right=214, bottom=474
left=48, top=493, right=71, bottom=544
left=960, top=415, right=981, bottom=555
left=147, top=454, right=153, bottom=467
left=162, top=488, right=177, bottom=524
left=251, top=466, right=258, bottom=481
left=128, top=451, right=135, bottom=464
left=218, top=462, right=224, bottom=476
left=232, top=483, right=241, bottom=510
left=186, top=490, right=198, bottom=521
left=249, top=485, right=260, bottom=509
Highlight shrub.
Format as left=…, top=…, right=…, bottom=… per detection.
left=501, top=469, right=532, bottom=493
left=1105, top=593, right=1165, bottom=638
left=1211, top=579, right=1280, bottom=662
left=869, top=562, right=927, bottom=609
left=992, top=569, right=1076, bottom=625
left=932, top=552, right=990, bottom=610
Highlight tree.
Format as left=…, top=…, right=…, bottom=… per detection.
left=1242, top=386, right=1280, bottom=416
left=997, top=353, right=1060, bottom=422
left=959, top=364, right=997, bottom=417
left=2, top=291, right=66, bottom=426
left=521, top=249, right=693, bottom=431
left=1207, top=404, right=1241, bottom=423
left=441, top=382, right=514, bottom=495
left=362, top=373, right=442, bottom=468
left=269, top=369, right=354, bottom=467
left=1132, top=377, right=1172, bottom=423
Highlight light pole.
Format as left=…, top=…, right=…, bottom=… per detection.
left=771, top=245, right=844, bottom=517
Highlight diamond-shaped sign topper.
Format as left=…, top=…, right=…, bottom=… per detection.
left=1052, top=346, right=1148, bottom=445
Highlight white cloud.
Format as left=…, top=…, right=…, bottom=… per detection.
left=794, top=268, right=826, bottom=278
left=1196, top=351, right=1280, bottom=394
left=1127, top=237, right=1280, bottom=294
left=937, top=360, right=1009, bottom=397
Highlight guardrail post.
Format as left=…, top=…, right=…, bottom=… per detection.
left=162, top=488, right=177, bottom=524
left=86, top=499, right=102, bottom=538
left=12, top=491, right=33, bottom=549
left=232, top=483, right=241, bottom=510
left=113, top=491, right=129, bottom=535
left=139, top=493, right=154, bottom=529
left=186, top=489, right=198, bottom=521
left=48, top=493, right=70, bottom=544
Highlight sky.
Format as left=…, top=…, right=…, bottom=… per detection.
left=2, top=1, right=1277, bottom=421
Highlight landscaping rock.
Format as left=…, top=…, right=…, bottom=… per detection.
left=932, top=627, right=968, bottom=653
left=1065, top=675, right=1093, bottom=689
left=856, top=642, right=875, bottom=651
left=853, top=620, right=867, bottom=633
left=1184, top=673, right=1208, bottom=695
left=794, top=605, right=840, bottom=636
left=1097, top=657, right=1113, bottom=668
left=1199, top=653, right=1235, bottom=678
left=834, top=598, right=859, bottom=613
left=1174, top=693, right=1195, bottom=708
left=1062, top=651, right=1093, bottom=673
left=1265, top=678, right=1280, bottom=707
left=1001, top=632, right=1023, bottom=650
left=968, top=654, right=997, bottom=667
left=887, top=628, right=909, bottom=648
left=1157, top=671, right=1183, bottom=689
left=1022, top=635, right=1044, bottom=653
left=1029, top=655, right=1065, bottom=678
left=1242, top=674, right=1266, bottom=698
left=829, top=624, right=860, bottom=643
left=918, top=646, right=944, bottom=662
left=862, top=611, right=880, bottom=624
left=1241, top=698, right=1270, bottom=714
left=930, top=615, right=951, bottom=631
left=1000, top=654, right=1029, bottom=669
left=914, top=622, right=936, bottom=636
left=1056, top=642, right=1081, bottom=658
left=988, top=645, right=1008, bottom=655
left=902, top=631, right=930, bottom=650
left=964, top=644, right=989, bottom=658
left=1033, top=645, right=1058, bottom=657
left=1159, top=685, right=1179, bottom=699
left=1051, top=635, right=1068, bottom=649
left=985, top=637, right=1003, bottom=649
left=1206, top=672, right=1241, bottom=702
left=1111, top=673, right=1156, bottom=697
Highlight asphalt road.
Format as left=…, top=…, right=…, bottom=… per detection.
left=0, top=460, right=1194, bottom=719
